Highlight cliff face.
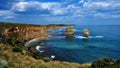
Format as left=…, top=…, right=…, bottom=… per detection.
left=3, top=24, right=73, bottom=42
left=3, top=25, right=48, bottom=42
left=65, top=26, right=74, bottom=37
left=3, top=25, right=66, bottom=42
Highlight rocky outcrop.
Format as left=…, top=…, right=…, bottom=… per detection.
left=82, top=29, right=89, bottom=37
left=3, top=25, right=48, bottom=42
left=3, top=25, right=65, bottom=42
left=65, top=26, right=74, bottom=37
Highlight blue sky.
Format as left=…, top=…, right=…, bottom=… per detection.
left=0, top=0, right=120, bottom=25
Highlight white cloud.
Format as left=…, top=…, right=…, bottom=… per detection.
left=83, top=1, right=120, bottom=10
left=11, top=2, right=28, bottom=11
left=1, top=0, right=119, bottom=20
left=11, top=1, right=67, bottom=15
left=0, top=10, right=15, bottom=19
left=79, top=0, right=84, bottom=4
left=3, top=16, right=15, bottom=19
left=94, top=13, right=120, bottom=18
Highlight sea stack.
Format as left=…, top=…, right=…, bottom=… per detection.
left=83, top=29, right=89, bottom=37
left=65, top=26, right=74, bottom=37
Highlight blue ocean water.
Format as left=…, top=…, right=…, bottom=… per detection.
left=37, top=25, right=120, bottom=64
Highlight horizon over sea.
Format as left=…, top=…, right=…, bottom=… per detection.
left=35, top=25, right=120, bottom=64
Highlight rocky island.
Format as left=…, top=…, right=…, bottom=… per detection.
left=65, top=26, right=74, bottom=37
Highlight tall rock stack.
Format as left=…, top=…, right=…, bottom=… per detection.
left=65, top=26, right=74, bottom=37
left=82, top=29, right=89, bottom=37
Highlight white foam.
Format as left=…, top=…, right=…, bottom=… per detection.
left=36, top=46, right=41, bottom=51
left=73, top=29, right=80, bottom=32
left=36, top=46, right=44, bottom=53
left=57, top=36, right=65, bottom=38
left=51, top=55, right=55, bottom=59
left=39, top=51, right=44, bottom=53
left=75, top=35, right=104, bottom=39
left=95, top=36, right=103, bottom=38
left=75, top=36, right=87, bottom=39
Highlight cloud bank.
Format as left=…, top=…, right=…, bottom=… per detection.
left=0, top=0, right=120, bottom=24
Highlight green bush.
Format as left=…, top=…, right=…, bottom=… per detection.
left=91, top=58, right=113, bottom=68
left=6, top=37, right=13, bottom=45
left=114, top=58, right=120, bottom=64
left=5, top=37, right=23, bottom=46
left=43, top=57, right=51, bottom=62
left=32, top=52, right=42, bottom=59
left=12, top=46, right=23, bottom=52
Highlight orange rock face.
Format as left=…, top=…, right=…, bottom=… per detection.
left=3, top=25, right=48, bottom=42
left=82, top=29, right=89, bottom=37
left=65, top=26, right=74, bottom=37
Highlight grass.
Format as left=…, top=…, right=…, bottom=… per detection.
left=0, top=43, right=90, bottom=68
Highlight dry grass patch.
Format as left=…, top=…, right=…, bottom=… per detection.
left=0, top=43, right=91, bottom=68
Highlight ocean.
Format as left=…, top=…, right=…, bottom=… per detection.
left=36, top=25, right=120, bottom=64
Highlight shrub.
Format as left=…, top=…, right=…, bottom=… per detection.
left=91, top=58, right=113, bottom=68
left=43, top=57, right=51, bottom=62
left=5, top=37, right=24, bottom=46
left=12, top=46, right=23, bottom=52
left=114, top=58, right=120, bottom=64
left=32, top=52, right=42, bottom=59
left=6, top=37, right=13, bottom=45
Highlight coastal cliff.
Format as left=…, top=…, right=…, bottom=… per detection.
left=3, top=25, right=48, bottom=42
left=2, top=24, right=66, bottom=42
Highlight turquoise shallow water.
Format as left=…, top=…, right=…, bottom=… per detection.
left=37, top=25, right=120, bottom=64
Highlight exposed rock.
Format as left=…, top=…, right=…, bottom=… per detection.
left=65, top=26, right=74, bottom=37
left=82, top=29, right=89, bottom=37
left=3, top=25, right=48, bottom=42
left=3, top=25, right=65, bottom=42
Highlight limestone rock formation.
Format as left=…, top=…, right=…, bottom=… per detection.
left=65, top=26, right=74, bottom=37
left=82, top=29, right=89, bottom=37
left=3, top=25, right=48, bottom=42
left=3, top=25, right=65, bottom=42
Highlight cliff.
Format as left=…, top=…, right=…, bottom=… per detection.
left=2, top=24, right=65, bottom=42
left=3, top=25, right=48, bottom=42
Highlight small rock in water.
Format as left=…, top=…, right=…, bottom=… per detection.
left=83, top=29, right=89, bottom=37
left=51, top=55, right=55, bottom=59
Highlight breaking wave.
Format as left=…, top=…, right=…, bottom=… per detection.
left=75, top=35, right=104, bottom=39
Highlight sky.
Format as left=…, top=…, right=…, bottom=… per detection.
left=0, top=0, right=120, bottom=25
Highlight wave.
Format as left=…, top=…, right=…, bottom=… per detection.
left=36, top=46, right=44, bottom=53
left=74, top=36, right=87, bottom=39
left=49, top=36, right=66, bottom=39
left=73, top=29, right=80, bottom=32
left=49, top=35, right=103, bottom=39
left=25, top=38, right=44, bottom=47
left=75, top=35, right=104, bottom=39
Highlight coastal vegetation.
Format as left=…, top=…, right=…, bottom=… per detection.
left=0, top=22, right=120, bottom=68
